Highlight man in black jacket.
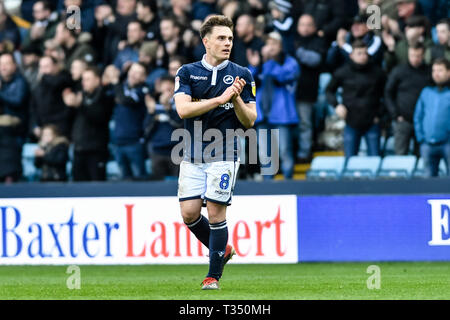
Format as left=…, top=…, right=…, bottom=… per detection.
left=384, top=43, right=431, bottom=155
left=63, top=67, right=114, bottom=181
left=303, top=0, right=347, bottom=44
left=31, top=55, right=73, bottom=139
left=0, top=53, right=29, bottom=182
left=233, top=14, right=264, bottom=68
left=326, top=40, right=386, bottom=157
left=294, top=14, right=327, bottom=162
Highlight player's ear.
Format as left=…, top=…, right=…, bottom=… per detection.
left=202, top=35, right=209, bottom=50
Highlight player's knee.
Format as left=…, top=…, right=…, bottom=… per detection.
left=206, top=202, right=227, bottom=224
left=181, top=211, right=201, bottom=224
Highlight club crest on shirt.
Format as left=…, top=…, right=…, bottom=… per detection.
left=223, top=75, right=234, bottom=84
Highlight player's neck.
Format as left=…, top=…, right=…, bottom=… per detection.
left=204, top=53, right=227, bottom=67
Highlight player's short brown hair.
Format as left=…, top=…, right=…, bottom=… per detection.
left=199, top=15, right=234, bottom=39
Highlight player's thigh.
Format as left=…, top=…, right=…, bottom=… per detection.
left=204, top=161, right=240, bottom=206
left=178, top=160, right=207, bottom=204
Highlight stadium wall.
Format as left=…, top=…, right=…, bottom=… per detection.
left=0, top=179, right=449, bottom=264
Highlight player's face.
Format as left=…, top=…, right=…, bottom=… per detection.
left=204, top=26, right=234, bottom=62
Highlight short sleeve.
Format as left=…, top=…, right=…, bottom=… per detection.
left=240, top=68, right=256, bottom=104
left=174, top=66, right=192, bottom=97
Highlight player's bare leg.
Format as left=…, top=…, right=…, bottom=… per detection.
left=181, top=199, right=211, bottom=250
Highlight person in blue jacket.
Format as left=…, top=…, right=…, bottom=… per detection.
left=414, top=58, right=450, bottom=177
left=247, top=31, right=300, bottom=179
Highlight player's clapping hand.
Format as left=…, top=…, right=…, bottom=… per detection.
left=231, top=76, right=246, bottom=99
left=217, top=84, right=239, bottom=105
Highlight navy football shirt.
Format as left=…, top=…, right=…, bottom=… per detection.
left=174, top=55, right=256, bottom=162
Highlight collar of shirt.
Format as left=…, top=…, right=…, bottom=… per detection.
left=201, top=54, right=229, bottom=86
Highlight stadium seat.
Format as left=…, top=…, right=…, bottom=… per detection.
left=381, top=136, right=395, bottom=156
left=306, top=156, right=346, bottom=180
left=106, top=161, right=121, bottom=180
left=414, top=158, right=449, bottom=177
left=22, top=143, right=40, bottom=181
left=341, top=156, right=381, bottom=179
left=145, top=158, right=152, bottom=175
left=358, top=139, right=368, bottom=156
left=377, top=155, right=417, bottom=178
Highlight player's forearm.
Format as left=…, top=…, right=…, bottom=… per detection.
left=233, top=96, right=256, bottom=129
left=176, top=97, right=221, bottom=119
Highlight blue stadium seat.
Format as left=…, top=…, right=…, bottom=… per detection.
left=342, top=156, right=381, bottom=179
left=414, top=158, right=449, bottom=177
left=377, top=155, right=417, bottom=178
left=106, top=161, right=121, bottom=180
left=22, top=143, right=40, bottom=181
left=381, top=136, right=395, bottom=156
left=306, top=156, right=346, bottom=180
left=439, top=159, right=449, bottom=176
left=145, top=158, right=152, bottom=175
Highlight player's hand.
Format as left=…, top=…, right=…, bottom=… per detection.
left=217, top=85, right=239, bottom=105
left=231, top=76, right=246, bottom=98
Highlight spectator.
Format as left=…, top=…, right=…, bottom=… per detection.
left=143, top=75, right=182, bottom=180
left=114, top=20, right=147, bottom=72
left=232, top=14, right=264, bottom=68
left=266, top=0, right=295, bottom=55
left=327, top=14, right=384, bottom=72
left=20, top=44, right=42, bottom=92
left=192, top=0, right=218, bottom=22
left=393, top=0, right=424, bottom=34
left=136, top=0, right=160, bottom=41
left=303, top=0, right=347, bottom=43
left=31, top=55, right=73, bottom=139
left=0, top=53, right=29, bottom=183
left=22, top=1, right=59, bottom=53
left=0, top=2, right=21, bottom=50
left=69, top=58, right=88, bottom=93
left=63, top=67, right=114, bottom=181
left=417, top=0, right=448, bottom=26
left=385, top=43, right=431, bottom=155
left=168, top=55, right=186, bottom=78
left=326, top=40, right=386, bottom=158
left=138, top=41, right=168, bottom=93
left=34, top=124, right=69, bottom=182
left=294, top=14, right=327, bottom=163
left=53, top=22, right=97, bottom=70
left=425, top=18, right=450, bottom=64
left=111, top=62, right=149, bottom=180
left=159, top=16, right=193, bottom=65
left=413, top=58, right=450, bottom=177
left=248, top=31, right=300, bottom=179
left=383, top=15, right=433, bottom=72
left=92, top=1, right=137, bottom=66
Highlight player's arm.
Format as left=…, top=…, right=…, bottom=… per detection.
left=232, top=95, right=256, bottom=129
left=231, top=76, right=257, bottom=129
left=174, top=86, right=238, bottom=119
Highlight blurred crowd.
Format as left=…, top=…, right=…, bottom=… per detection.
left=0, top=0, right=448, bottom=182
